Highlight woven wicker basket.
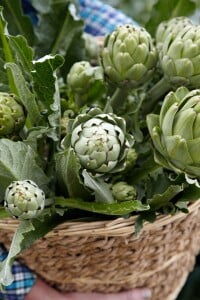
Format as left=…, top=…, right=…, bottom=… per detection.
left=0, top=201, right=200, bottom=300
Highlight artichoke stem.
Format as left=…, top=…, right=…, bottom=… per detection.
left=0, top=17, right=17, bottom=95
left=74, top=93, right=87, bottom=108
left=110, top=87, right=128, bottom=112
left=143, top=77, right=171, bottom=114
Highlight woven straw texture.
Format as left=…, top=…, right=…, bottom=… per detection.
left=0, top=201, right=200, bottom=300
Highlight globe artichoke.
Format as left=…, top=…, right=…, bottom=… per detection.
left=69, top=107, right=134, bottom=175
left=0, top=92, right=25, bottom=136
left=156, top=17, right=193, bottom=50
left=159, top=24, right=200, bottom=87
left=112, top=181, right=137, bottom=201
left=67, top=61, right=103, bottom=94
left=100, top=24, right=158, bottom=88
left=4, top=180, right=45, bottom=220
left=147, top=87, right=200, bottom=178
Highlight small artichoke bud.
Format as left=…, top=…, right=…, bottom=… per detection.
left=112, top=181, right=137, bottom=201
left=100, top=24, right=158, bottom=88
left=4, top=180, right=45, bottom=220
left=124, top=148, right=138, bottom=171
left=70, top=107, right=134, bottom=175
left=156, top=17, right=193, bottom=50
left=67, top=61, right=103, bottom=95
left=0, top=92, right=25, bottom=136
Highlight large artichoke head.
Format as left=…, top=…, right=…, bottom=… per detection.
left=0, top=92, right=25, bottom=136
left=100, top=24, right=158, bottom=88
left=69, top=108, right=134, bottom=175
left=147, top=87, right=200, bottom=178
left=4, top=180, right=45, bottom=220
left=156, top=17, right=193, bottom=50
left=159, top=24, right=200, bottom=87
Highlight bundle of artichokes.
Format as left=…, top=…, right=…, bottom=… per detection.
left=0, top=3, right=200, bottom=287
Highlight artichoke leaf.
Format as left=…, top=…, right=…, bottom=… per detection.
left=0, top=220, right=34, bottom=287
left=82, top=169, right=114, bottom=204
left=54, top=197, right=150, bottom=215
left=148, top=184, right=184, bottom=211
left=55, top=148, right=90, bottom=199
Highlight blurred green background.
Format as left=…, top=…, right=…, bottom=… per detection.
left=101, top=1, right=200, bottom=299
left=101, top=0, right=200, bottom=26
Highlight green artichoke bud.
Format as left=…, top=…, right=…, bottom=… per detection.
left=159, top=24, right=200, bottom=87
left=69, top=107, right=134, bottom=175
left=147, top=87, right=200, bottom=178
left=67, top=61, right=103, bottom=94
left=124, top=148, right=138, bottom=171
left=112, top=181, right=137, bottom=201
left=100, top=24, right=158, bottom=88
left=4, top=180, right=45, bottom=220
left=156, top=17, right=193, bottom=50
left=0, top=92, right=25, bottom=136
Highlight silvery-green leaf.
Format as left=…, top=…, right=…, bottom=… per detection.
left=82, top=169, right=114, bottom=204
left=0, top=139, right=49, bottom=200
left=54, top=197, right=150, bottom=215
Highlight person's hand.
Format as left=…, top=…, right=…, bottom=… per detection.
left=25, top=278, right=152, bottom=300
left=66, top=289, right=152, bottom=300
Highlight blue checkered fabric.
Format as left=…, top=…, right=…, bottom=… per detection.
left=0, top=244, right=36, bottom=300
left=22, top=0, right=138, bottom=35
left=79, top=0, right=138, bottom=36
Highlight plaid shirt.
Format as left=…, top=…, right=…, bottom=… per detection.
left=0, top=244, right=36, bottom=300
left=0, top=1, right=137, bottom=299
left=21, top=0, right=138, bottom=35
left=79, top=0, right=138, bottom=36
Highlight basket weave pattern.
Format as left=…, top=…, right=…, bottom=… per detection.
left=0, top=201, right=200, bottom=300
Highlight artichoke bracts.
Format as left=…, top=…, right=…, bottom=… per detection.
left=147, top=87, right=200, bottom=178
left=67, top=61, right=104, bottom=107
left=158, top=22, right=200, bottom=87
left=0, top=93, right=25, bottom=136
left=156, top=17, right=193, bottom=50
left=100, top=24, right=158, bottom=88
left=67, top=61, right=103, bottom=94
left=4, top=180, right=45, bottom=220
left=67, top=108, right=134, bottom=175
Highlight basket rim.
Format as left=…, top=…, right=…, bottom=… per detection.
left=0, top=200, right=199, bottom=237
